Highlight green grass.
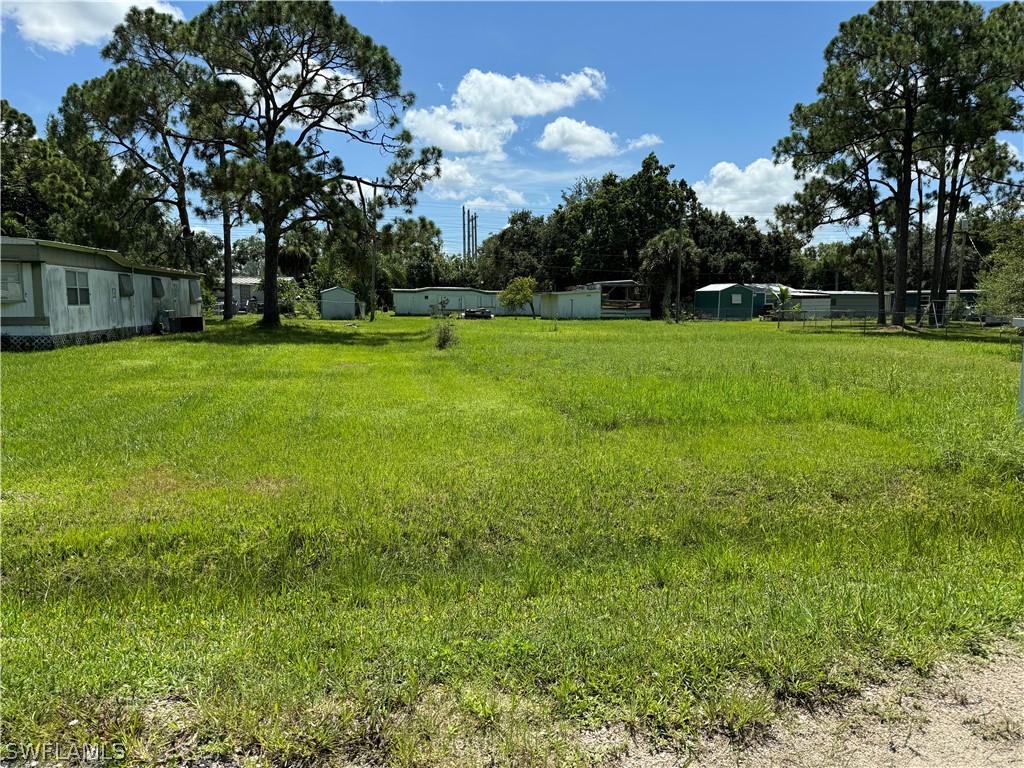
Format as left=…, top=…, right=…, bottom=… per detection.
left=2, top=316, right=1022, bottom=766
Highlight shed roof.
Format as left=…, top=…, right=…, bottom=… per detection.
left=320, top=285, right=356, bottom=296
left=695, top=283, right=745, bottom=292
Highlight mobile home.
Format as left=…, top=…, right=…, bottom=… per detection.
left=1, top=237, right=203, bottom=351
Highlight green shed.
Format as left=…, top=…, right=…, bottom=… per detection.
left=694, top=283, right=755, bottom=319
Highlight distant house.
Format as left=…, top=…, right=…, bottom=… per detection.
left=392, top=287, right=536, bottom=316
left=214, top=275, right=297, bottom=311
left=320, top=286, right=358, bottom=320
left=828, top=291, right=883, bottom=317
left=1, top=237, right=203, bottom=351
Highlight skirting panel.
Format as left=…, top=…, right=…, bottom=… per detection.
left=0, top=325, right=156, bottom=352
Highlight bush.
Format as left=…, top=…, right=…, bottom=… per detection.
left=294, top=297, right=320, bottom=319
left=433, top=318, right=459, bottom=349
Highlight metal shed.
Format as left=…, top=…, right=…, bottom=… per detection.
left=320, top=286, right=358, bottom=320
left=694, top=283, right=755, bottom=319
left=538, top=289, right=601, bottom=319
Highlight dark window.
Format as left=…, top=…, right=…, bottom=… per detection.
left=152, top=277, right=165, bottom=298
left=189, top=279, right=201, bottom=303
left=118, top=273, right=135, bottom=297
left=66, top=269, right=90, bottom=306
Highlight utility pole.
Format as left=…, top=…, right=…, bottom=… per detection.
left=471, top=213, right=478, bottom=259
left=462, top=206, right=467, bottom=259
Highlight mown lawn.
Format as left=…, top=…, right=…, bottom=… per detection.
left=2, top=316, right=1022, bottom=766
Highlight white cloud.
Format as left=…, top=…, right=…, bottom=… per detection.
left=431, top=157, right=482, bottom=200
left=1, top=1, right=183, bottom=53
left=463, top=185, right=528, bottom=210
left=626, top=134, right=663, bottom=151
left=405, top=67, right=607, bottom=160
left=692, top=158, right=804, bottom=227
left=536, top=117, right=618, bottom=161
left=1000, top=138, right=1023, bottom=164
left=490, top=184, right=526, bottom=207
left=536, top=117, right=663, bottom=162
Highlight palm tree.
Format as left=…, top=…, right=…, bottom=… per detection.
left=640, top=228, right=698, bottom=320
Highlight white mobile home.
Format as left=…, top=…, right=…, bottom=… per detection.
left=1, top=238, right=203, bottom=351
left=392, top=287, right=537, bottom=316
left=788, top=290, right=832, bottom=318
left=320, top=286, right=359, bottom=320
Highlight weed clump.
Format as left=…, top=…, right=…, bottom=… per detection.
left=434, top=318, right=459, bottom=349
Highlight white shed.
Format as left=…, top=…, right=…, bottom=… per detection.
left=320, top=286, right=358, bottom=320
left=1, top=237, right=204, bottom=351
left=539, top=290, right=601, bottom=319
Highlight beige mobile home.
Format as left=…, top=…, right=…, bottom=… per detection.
left=1, top=238, right=203, bottom=351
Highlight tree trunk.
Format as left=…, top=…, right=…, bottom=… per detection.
left=222, top=199, right=234, bottom=321
left=938, top=157, right=967, bottom=323
left=262, top=221, right=281, bottom=327
left=891, top=89, right=915, bottom=327
left=871, top=213, right=887, bottom=326
left=915, top=163, right=925, bottom=324
left=928, top=164, right=948, bottom=326
left=861, top=162, right=887, bottom=326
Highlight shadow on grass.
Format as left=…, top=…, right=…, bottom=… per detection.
left=793, top=324, right=1023, bottom=347
left=162, top=318, right=431, bottom=347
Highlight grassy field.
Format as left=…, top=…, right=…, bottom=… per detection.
left=2, top=316, right=1022, bottom=766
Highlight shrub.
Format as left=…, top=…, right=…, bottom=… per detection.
left=434, top=318, right=459, bottom=349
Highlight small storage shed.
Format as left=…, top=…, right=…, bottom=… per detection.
left=538, top=289, right=601, bottom=319
left=320, top=286, right=358, bottom=320
left=694, top=283, right=755, bottom=319
left=1, top=237, right=203, bottom=351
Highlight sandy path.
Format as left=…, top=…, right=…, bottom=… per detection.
left=589, top=646, right=1024, bottom=767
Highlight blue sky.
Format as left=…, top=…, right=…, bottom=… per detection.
left=4, top=2, right=1019, bottom=254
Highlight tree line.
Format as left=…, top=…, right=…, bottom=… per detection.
left=775, top=0, right=1024, bottom=325
left=2, top=0, right=1022, bottom=324
left=1, top=1, right=440, bottom=327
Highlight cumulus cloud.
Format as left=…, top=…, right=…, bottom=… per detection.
left=626, top=134, right=663, bottom=151
left=463, top=184, right=528, bottom=210
left=692, top=158, right=804, bottom=226
left=405, top=67, right=607, bottom=160
left=536, top=117, right=663, bottom=162
left=431, top=158, right=483, bottom=200
left=536, top=117, right=618, bottom=161
left=1, top=1, right=183, bottom=53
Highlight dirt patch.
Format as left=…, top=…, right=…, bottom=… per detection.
left=588, top=646, right=1024, bottom=767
